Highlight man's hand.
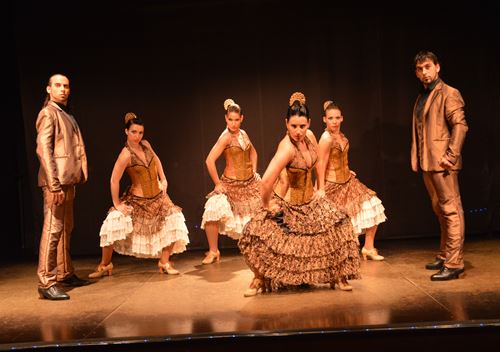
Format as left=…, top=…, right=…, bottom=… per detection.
left=438, top=156, right=453, bottom=170
left=52, top=190, right=65, bottom=206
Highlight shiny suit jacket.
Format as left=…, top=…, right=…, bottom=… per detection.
left=411, top=79, right=468, bottom=172
left=36, top=101, right=88, bottom=191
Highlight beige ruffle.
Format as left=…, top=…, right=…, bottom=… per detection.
left=98, top=191, right=189, bottom=258
left=201, top=174, right=261, bottom=239
left=238, top=196, right=360, bottom=290
left=324, top=177, right=386, bottom=234
left=99, top=210, right=189, bottom=258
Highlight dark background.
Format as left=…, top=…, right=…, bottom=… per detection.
left=4, top=0, right=500, bottom=260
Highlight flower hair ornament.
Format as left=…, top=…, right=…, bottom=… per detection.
left=323, top=100, right=334, bottom=112
left=289, top=92, right=306, bottom=106
left=224, top=98, right=240, bottom=111
left=124, top=112, right=137, bottom=124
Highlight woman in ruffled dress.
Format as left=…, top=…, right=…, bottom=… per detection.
left=200, top=99, right=261, bottom=264
left=89, top=112, right=190, bottom=278
left=317, top=101, right=387, bottom=261
left=238, top=92, right=360, bottom=297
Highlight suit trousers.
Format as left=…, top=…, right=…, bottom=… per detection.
left=422, top=171, right=465, bottom=269
left=37, top=185, right=75, bottom=288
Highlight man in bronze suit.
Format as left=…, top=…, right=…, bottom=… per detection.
left=36, top=74, right=90, bottom=300
left=411, top=51, right=468, bottom=281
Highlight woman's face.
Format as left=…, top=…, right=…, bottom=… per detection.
left=225, top=111, right=243, bottom=133
left=126, top=123, right=144, bottom=144
left=323, top=108, right=343, bottom=133
left=286, top=115, right=310, bottom=142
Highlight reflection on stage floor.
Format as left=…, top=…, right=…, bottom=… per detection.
left=1, top=235, right=500, bottom=350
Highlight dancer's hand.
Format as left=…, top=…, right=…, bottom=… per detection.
left=159, top=179, right=168, bottom=195
left=213, top=183, right=226, bottom=194
left=116, top=203, right=133, bottom=216
left=350, top=170, right=357, bottom=177
left=312, top=188, right=325, bottom=201
left=438, top=156, right=453, bottom=170
left=51, top=190, right=65, bottom=206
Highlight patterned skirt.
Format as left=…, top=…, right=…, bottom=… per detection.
left=238, top=196, right=360, bottom=291
left=98, top=191, right=190, bottom=258
left=324, top=177, right=387, bottom=235
left=201, top=174, right=262, bottom=239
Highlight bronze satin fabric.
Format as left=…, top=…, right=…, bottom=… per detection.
left=423, top=171, right=465, bottom=268
left=37, top=185, right=75, bottom=288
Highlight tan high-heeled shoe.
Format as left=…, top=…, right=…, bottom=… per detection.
left=202, top=250, right=220, bottom=265
left=158, top=261, right=180, bottom=275
left=361, top=247, right=384, bottom=261
left=244, top=278, right=264, bottom=297
left=88, top=262, right=113, bottom=279
left=331, top=278, right=353, bottom=291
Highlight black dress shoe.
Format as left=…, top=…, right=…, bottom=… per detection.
left=38, top=285, right=70, bottom=300
left=430, top=267, right=464, bottom=281
left=425, top=257, right=445, bottom=270
left=60, top=274, right=91, bottom=287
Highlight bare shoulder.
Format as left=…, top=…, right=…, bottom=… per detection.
left=117, top=147, right=131, bottom=163
left=277, top=135, right=295, bottom=155
left=217, top=129, right=231, bottom=144
left=306, top=129, right=318, bottom=145
left=319, top=130, right=332, bottom=142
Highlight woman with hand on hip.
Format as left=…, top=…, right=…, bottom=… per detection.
left=89, top=112, right=190, bottom=278
left=200, top=99, right=262, bottom=264
left=317, top=101, right=387, bottom=261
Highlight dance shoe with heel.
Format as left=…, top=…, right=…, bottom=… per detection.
left=88, top=263, right=114, bottom=279
left=331, top=278, right=353, bottom=291
left=244, top=278, right=264, bottom=297
left=158, top=261, right=180, bottom=275
left=202, top=250, right=220, bottom=265
left=361, top=247, right=384, bottom=261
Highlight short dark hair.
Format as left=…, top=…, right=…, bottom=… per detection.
left=414, top=50, right=439, bottom=67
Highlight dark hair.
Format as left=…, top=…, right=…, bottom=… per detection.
left=43, top=73, right=69, bottom=107
left=414, top=50, right=439, bottom=67
left=286, top=100, right=309, bottom=121
left=124, top=112, right=144, bottom=129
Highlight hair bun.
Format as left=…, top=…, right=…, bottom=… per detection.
left=224, top=99, right=235, bottom=111
left=124, top=112, right=137, bottom=124
left=323, top=100, right=334, bottom=112
left=289, top=92, right=306, bottom=106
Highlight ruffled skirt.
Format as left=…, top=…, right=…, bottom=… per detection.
left=238, top=196, right=360, bottom=291
left=201, top=174, right=261, bottom=239
left=99, top=191, right=190, bottom=258
left=325, top=177, right=387, bottom=235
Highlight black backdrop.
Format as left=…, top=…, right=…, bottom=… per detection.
left=6, top=0, right=500, bottom=258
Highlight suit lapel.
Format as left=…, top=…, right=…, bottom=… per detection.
left=423, top=80, right=442, bottom=119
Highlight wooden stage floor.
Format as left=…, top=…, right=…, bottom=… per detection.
left=1, top=235, right=500, bottom=351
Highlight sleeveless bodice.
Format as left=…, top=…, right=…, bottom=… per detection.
left=126, top=142, right=160, bottom=198
left=223, top=130, right=254, bottom=180
left=325, top=131, right=351, bottom=184
left=274, top=135, right=317, bottom=205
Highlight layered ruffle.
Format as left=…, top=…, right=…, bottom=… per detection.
left=201, top=174, right=261, bottom=239
left=324, top=177, right=387, bottom=234
left=238, top=196, right=360, bottom=290
left=98, top=191, right=189, bottom=258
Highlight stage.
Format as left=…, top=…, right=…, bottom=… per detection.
left=1, top=235, right=500, bottom=351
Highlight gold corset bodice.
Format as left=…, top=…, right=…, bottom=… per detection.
left=223, top=130, right=253, bottom=180
left=126, top=143, right=160, bottom=198
left=274, top=135, right=317, bottom=205
left=325, top=132, right=351, bottom=184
